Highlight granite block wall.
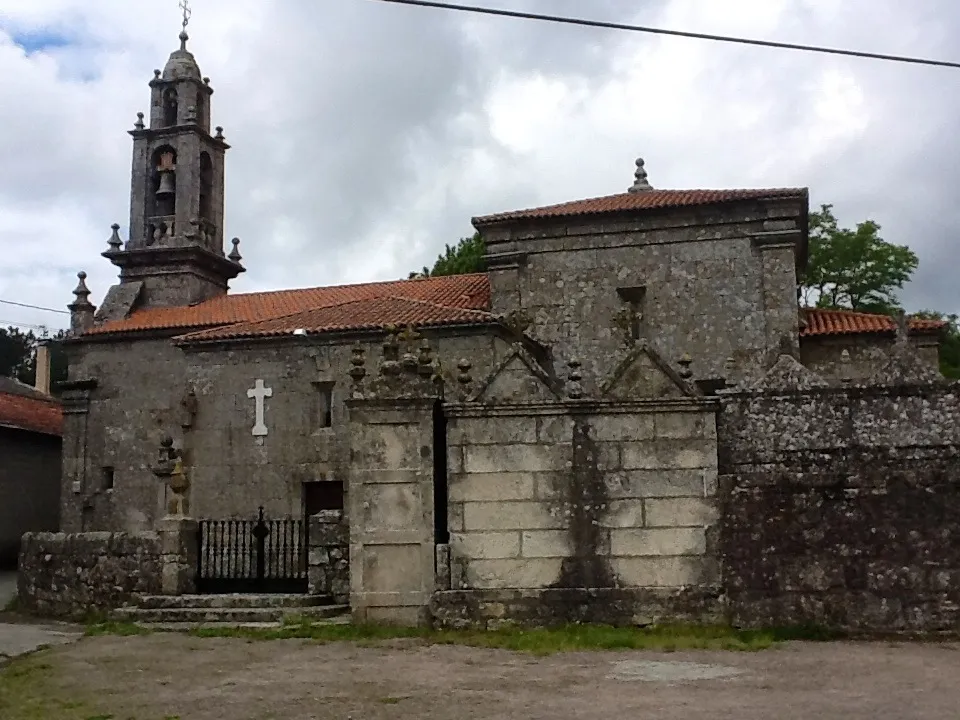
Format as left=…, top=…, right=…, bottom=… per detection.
left=18, top=531, right=161, bottom=619
left=437, top=401, right=721, bottom=627
left=481, top=197, right=807, bottom=389
left=718, top=382, right=960, bottom=633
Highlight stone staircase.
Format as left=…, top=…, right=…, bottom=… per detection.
left=110, top=594, right=350, bottom=628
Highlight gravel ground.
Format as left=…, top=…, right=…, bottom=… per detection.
left=3, top=633, right=959, bottom=719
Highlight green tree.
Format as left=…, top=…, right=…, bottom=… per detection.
left=411, top=231, right=486, bottom=278
left=0, top=326, right=69, bottom=391
left=913, top=310, right=960, bottom=379
left=800, top=204, right=918, bottom=314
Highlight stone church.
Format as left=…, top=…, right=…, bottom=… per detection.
left=48, top=28, right=957, bottom=628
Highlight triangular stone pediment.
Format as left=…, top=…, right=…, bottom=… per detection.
left=472, top=345, right=562, bottom=404
left=746, top=354, right=829, bottom=392
left=601, top=341, right=696, bottom=400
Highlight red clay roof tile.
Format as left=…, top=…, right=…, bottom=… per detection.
left=0, top=391, right=62, bottom=436
left=801, top=308, right=946, bottom=338
left=84, top=273, right=491, bottom=337
left=177, top=295, right=495, bottom=342
left=473, top=188, right=807, bottom=225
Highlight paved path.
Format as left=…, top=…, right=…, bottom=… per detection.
left=0, top=622, right=81, bottom=664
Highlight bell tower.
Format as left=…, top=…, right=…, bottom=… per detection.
left=102, top=6, right=243, bottom=310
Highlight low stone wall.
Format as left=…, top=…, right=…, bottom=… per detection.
left=307, top=510, right=349, bottom=603
left=18, top=531, right=162, bottom=619
left=430, top=587, right=723, bottom=630
left=719, top=374, right=960, bottom=634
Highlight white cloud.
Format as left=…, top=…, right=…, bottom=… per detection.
left=1, top=0, right=959, bottom=334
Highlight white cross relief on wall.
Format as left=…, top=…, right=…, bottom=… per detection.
left=247, top=379, right=272, bottom=437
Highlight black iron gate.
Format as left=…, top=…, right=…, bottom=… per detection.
left=196, top=507, right=308, bottom=593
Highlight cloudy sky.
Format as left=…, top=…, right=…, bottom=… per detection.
left=1, top=0, right=958, bottom=333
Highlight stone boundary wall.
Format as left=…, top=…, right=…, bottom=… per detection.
left=718, top=383, right=960, bottom=633
left=307, top=510, right=349, bottom=603
left=18, top=531, right=162, bottom=619
left=438, top=400, right=720, bottom=627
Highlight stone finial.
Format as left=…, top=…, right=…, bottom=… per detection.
left=417, top=338, right=435, bottom=378
left=215, top=126, right=225, bottom=141
left=153, top=69, right=162, bottom=80
left=228, top=238, right=242, bottom=263
left=203, top=76, right=211, bottom=85
left=106, top=223, right=123, bottom=251
left=134, top=112, right=145, bottom=130
left=723, top=356, right=738, bottom=388
left=349, top=344, right=367, bottom=394
left=677, top=353, right=693, bottom=380
left=566, top=359, right=584, bottom=399
left=380, top=326, right=401, bottom=377
left=457, top=358, right=473, bottom=388
left=68, top=271, right=96, bottom=334
left=627, top=157, right=653, bottom=193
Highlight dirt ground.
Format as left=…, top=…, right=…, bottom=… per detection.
left=3, top=633, right=960, bottom=720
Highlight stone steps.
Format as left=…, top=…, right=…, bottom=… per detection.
left=111, top=603, right=349, bottom=625
left=129, top=593, right=332, bottom=610
left=135, top=616, right=352, bottom=632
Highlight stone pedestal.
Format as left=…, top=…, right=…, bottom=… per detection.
left=157, top=516, right=198, bottom=596
left=308, top=510, right=349, bottom=603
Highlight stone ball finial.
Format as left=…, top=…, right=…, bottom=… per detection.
left=77, top=270, right=87, bottom=281
left=134, top=112, right=145, bottom=131
left=228, top=237, right=242, bottom=263
left=153, top=69, right=161, bottom=79
left=566, top=359, right=584, bottom=400
left=215, top=126, right=225, bottom=140
left=628, top=157, right=653, bottom=193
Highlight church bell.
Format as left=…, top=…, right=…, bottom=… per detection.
left=156, top=170, right=176, bottom=196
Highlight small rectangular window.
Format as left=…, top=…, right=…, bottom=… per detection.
left=304, top=481, right=344, bottom=514
left=312, top=381, right=334, bottom=428
left=102, top=467, right=115, bottom=491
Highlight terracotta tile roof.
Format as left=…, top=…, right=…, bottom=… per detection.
left=801, top=308, right=946, bottom=338
left=84, top=273, right=491, bottom=338
left=473, top=188, right=807, bottom=225
left=0, top=390, right=62, bottom=436
left=178, top=295, right=495, bottom=342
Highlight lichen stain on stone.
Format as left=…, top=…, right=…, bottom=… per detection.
left=550, top=417, right=615, bottom=592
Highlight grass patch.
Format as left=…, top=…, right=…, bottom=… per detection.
left=84, top=621, right=153, bottom=638
left=0, top=652, right=96, bottom=720
left=178, top=619, right=790, bottom=653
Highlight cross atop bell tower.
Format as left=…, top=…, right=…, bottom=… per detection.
left=102, top=2, right=244, bottom=310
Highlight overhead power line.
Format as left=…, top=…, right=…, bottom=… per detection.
left=0, top=298, right=70, bottom=315
left=0, top=319, right=57, bottom=332
left=369, top=0, right=960, bottom=70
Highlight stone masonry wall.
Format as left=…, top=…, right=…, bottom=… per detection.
left=435, top=401, right=721, bottom=628
left=64, top=329, right=498, bottom=531
left=718, top=381, right=960, bottom=633
left=62, top=338, right=188, bottom=533
left=481, top=197, right=807, bottom=391
left=18, top=531, right=162, bottom=619
left=800, top=334, right=941, bottom=383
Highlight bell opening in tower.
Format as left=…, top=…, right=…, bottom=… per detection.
left=149, top=146, right=178, bottom=219
left=199, top=151, right=213, bottom=220
left=162, top=87, right=178, bottom=127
